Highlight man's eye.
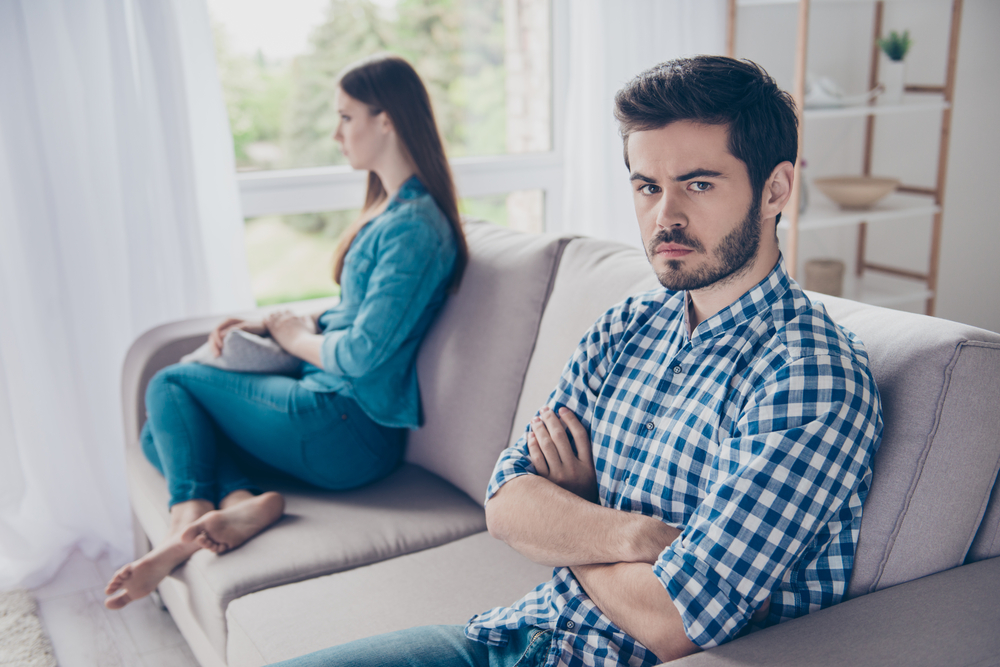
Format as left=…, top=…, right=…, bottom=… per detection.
left=638, top=184, right=660, bottom=195
left=690, top=182, right=711, bottom=192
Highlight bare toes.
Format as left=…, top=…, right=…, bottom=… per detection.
left=105, top=565, right=132, bottom=595
left=208, top=539, right=229, bottom=554
left=194, top=532, right=224, bottom=554
left=104, top=590, right=132, bottom=610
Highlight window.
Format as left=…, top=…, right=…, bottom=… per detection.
left=210, top=0, right=564, bottom=304
left=245, top=189, right=543, bottom=306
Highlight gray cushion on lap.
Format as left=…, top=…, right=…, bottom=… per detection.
left=180, top=329, right=302, bottom=375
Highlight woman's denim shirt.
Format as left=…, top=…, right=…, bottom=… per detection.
left=299, top=176, right=458, bottom=429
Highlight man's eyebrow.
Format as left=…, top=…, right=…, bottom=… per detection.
left=675, top=169, right=724, bottom=182
left=629, top=172, right=656, bottom=183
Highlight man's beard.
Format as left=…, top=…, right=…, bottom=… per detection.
left=646, top=197, right=762, bottom=291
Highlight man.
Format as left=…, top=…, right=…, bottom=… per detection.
left=271, top=56, right=882, bottom=667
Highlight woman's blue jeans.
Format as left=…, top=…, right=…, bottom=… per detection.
left=141, top=363, right=404, bottom=507
left=267, top=625, right=553, bottom=667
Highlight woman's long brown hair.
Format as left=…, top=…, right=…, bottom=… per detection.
left=331, top=54, right=468, bottom=290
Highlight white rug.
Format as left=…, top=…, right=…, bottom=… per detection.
left=0, top=590, right=57, bottom=667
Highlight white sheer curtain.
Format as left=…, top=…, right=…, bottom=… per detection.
left=0, top=0, right=253, bottom=590
left=557, top=0, right=727, bottom=246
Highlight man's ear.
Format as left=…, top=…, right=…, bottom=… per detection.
left=761, top=161, right=795, bottom=220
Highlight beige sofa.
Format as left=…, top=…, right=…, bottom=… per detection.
left=122, top=221, right=1000, bottom=666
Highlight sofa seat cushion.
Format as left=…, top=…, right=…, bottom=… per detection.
left=224, top=531, right=553, bottom=667
left=671, top=556, right=1000, bottom=667
left=127, top=448, right=487, bottom=660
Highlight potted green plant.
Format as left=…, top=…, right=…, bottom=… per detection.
left=878, top=30, right=912, bottom=105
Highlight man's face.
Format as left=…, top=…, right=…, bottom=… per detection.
left=628, top=121, right=762, bottom=292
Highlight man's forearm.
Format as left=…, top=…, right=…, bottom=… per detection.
left=486, top=475, right=679, bottom=566
left=572, top=562, right=698, bottom=662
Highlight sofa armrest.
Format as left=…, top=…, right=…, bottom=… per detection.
left=120, top=296, right=341, bottom=446
left=669, top=556, right=1000, bottom=666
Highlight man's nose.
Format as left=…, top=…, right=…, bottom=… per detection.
left=655, top=188, right=687, bottom=230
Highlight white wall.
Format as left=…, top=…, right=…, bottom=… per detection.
left=735, top=0, right=999, bottom=333
left=935, top=0, right=1000, bottom=333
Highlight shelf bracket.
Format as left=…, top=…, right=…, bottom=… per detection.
left=863, top=263, right=930, bottom=283
left=896, top=185, right=938, bottom=198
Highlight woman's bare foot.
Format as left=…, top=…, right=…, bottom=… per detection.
left=180, top=491, right=285, bottom=554
left=167, top=499, right=215, bottom=538
left=104, top=536, right=200, bottom=610
left=219, top=488, right=256, bottom=510
left=103, top=499, right=213, bottom=610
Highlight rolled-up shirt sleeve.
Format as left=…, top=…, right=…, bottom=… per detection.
left=319, top=330, right=348, bottom=373
left=320, top=215, right=452, bottom=377
left=654, top=353, right=882, bottom=648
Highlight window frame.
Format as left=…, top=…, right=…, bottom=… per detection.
left=235, top=0, right=569, bottom=230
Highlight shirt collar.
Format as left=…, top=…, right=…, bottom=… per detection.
left=393, top=175, right=426, bottom=202
left=687, top=253, right=793, bottom=343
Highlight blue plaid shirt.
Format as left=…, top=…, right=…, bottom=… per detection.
left=466, top=257, right=883, bottom=666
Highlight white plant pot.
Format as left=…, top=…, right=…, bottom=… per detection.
left=881, top=60, right=906, bottom=105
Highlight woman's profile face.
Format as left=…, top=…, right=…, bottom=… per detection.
left=333, top=88, right=390, bottom=172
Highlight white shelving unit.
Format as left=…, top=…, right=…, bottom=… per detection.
left=847, top=272, right=935, bottom=308
left=782, top=192, right=941, bottom=232
left=802, top=99, right=949, bottom=121
left=727, top=0, right=964, bottom=315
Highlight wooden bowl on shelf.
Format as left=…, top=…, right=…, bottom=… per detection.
left=813, top=176, right=900, bottom=209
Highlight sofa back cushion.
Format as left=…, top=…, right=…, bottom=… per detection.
left=812, top=294, right=1000, bottom=596
left=969, top=480, right=1000, bottom=562
left=509, top=236, right=660, bottom=448
left=406, top=221, right=571, bottom=502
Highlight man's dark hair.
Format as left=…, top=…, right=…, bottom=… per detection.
left=614, top=56, right=798, bottom=224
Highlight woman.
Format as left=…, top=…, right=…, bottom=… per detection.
left=104, top=54, right=468, bottom=610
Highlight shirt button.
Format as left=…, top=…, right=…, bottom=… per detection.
left=672, top=365, right=682, bottom=374
left=565, top=620, right=575, bottom=629
left=646, top=421, right=655, bottom=430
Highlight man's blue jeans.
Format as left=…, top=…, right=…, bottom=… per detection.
left=268, top=625, right=553, bottom=667
left=141, top=363, right=404, bottom=507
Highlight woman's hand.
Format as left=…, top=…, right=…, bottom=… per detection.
left=527, top=406, right=599, bottom=503
left=208, top=318, right=265, bottom=357
left=263, top=310, right=317, bottom=352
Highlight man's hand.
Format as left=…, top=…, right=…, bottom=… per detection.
left=528, top=406, right=598, bottom=503
left=263, top=310, right=316, bottom=351
left=208, top=318, right=266, bottom=357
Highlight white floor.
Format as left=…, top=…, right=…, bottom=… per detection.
left=32, top=549, right=199, bottom=667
